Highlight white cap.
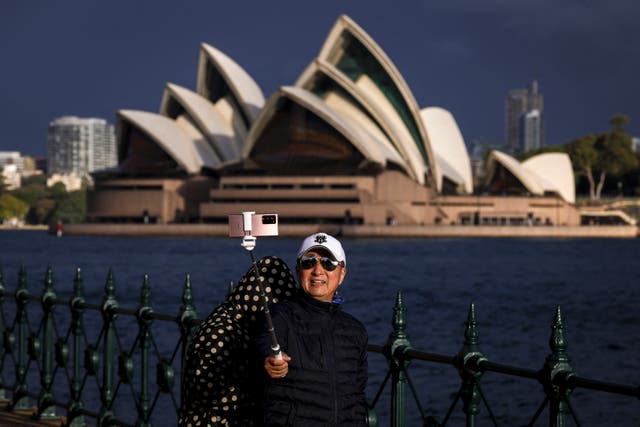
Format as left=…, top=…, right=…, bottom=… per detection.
left=297, top=233, right=346, bottom=266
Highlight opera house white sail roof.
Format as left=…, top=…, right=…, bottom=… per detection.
left=117, top=110, right=220, bottom=175
left=108, top=14, right=574, bottom=207
left=295, top=60, right=409, bottom=174
left=160, top=83, right=241, bottom=163
left=420, top=107, right=473, bottom=194
left=522, top=153, right=576, bottom=204
left=196, top=43, right=265, bottom=128
left=485, top=150, right=575, bottom=203
left=242, top=86, right=398, bottom=174
left=315, top=14, right=435, bottom=186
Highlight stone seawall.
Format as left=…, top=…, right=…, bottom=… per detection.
left=49, top=223, right=639, bottom=239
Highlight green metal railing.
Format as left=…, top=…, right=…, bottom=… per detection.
left=368, top=292, right=639, bottom=426
left=0, top=264, right=638, bottom=426
left=0, top=265, right=199, bottom=426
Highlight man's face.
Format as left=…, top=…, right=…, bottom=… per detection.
left=296, top=249, right=346, bottom=302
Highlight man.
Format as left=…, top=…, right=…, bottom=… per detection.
left=257, top=233, right=368, bottom=426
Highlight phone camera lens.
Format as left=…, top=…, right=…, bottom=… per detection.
left=262, top=215, right=276, bottom=224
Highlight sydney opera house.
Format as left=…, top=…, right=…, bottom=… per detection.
left=88, top=15, right=588, bottom=227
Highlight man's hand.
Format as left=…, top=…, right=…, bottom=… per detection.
left=264, top=352, right=291, bottom=379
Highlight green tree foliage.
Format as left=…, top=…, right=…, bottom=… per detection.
left=11, top=174, right=50, bottom=224
left=565, top=114, right=637, bottom=200
left=11, top=179, right=48, bottom=206
left=33, top=198, right=57, bottom=224
left=52, top=190, right=86, bottom=223
left=0, top=193, right=29, bottom=222
left=565, top=134, right=599, bottom=199
left=47, top=181, right=68, bottom=200
left=9, top=177, right=87, bottom=224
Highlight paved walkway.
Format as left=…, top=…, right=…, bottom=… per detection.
left=0, top=403, right=63, bottom=427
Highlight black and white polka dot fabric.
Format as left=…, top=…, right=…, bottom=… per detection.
left=179, top=256, right=297, bottom=427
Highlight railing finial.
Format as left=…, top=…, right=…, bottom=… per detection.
left=391, top=290, right=408, bottom=340
left=464, top=302, right=479, bottom=348
left=549, top=305, right=567, bottom=356
left=540, top=305, right=575, bottom=425
left=139, top=274, right=152, bottom=310
left=17, top=263, right=27, bottom=291
left=73, top=267, right=83, bottom=298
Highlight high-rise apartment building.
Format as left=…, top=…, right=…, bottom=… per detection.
left=47, top=116, right=117, bottom=177
left=522, top=109, right=542, bottom=152
left=504, top=80, right=544, bottom=154
left=0, top=151, right=24, bottom=173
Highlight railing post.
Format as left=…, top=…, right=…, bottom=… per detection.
left=0, top=265, right=8, bottom=403
left=542, top=306, right=574, bottom=427
left=455, top=303, right=487, bottom=427
left=384, top=291, right=411, bottom=427
left=35, top=265, right=58, bottom=420
left=98, top=268, right=119, bottom=426
left=66, top=267, right=86, bottom=427
left=11, top=264, right=30, bottom=410
left=178, top=274, right=197, bottom=411
left=136, top=274, right=153, bottom=427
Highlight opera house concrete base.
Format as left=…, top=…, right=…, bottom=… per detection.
left=51, top=223, right=638, bottom=239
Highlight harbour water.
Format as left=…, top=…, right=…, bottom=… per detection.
left=0, top=230, right=638, bottom=425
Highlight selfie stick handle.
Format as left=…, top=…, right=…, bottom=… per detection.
left=242, top=211, right=282, bottom=360
left=248, top=251, right=282, bottom=359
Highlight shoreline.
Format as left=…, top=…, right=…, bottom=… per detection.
left=27, top=223, right=640, bottom=238
left=0, top=224, right=48, bottom=231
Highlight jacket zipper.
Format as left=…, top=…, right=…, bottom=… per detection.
left=330, top=316, right=338, bottom=424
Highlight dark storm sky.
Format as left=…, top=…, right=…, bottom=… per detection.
left=1, top=0, right=638, bottom=157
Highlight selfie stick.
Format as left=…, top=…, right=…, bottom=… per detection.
left=240, top=211, right=283, bottom=360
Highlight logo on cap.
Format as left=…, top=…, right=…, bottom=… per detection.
left=314, top=234, right=327, bottom=244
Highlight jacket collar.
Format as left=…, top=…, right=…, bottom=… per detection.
left=297, top=289, right=341, bottom=313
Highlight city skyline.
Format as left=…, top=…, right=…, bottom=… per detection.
left=2, top=0, right=639, bottom=157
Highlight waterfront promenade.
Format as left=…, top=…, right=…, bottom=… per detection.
left=1, top=233, right=638, bottom=425
left=43, top=222, right=639, bottom=238
left=0, top=403, right=60, bottom=426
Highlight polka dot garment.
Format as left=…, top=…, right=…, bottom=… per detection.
left=179, top=256, right=297, bottom=427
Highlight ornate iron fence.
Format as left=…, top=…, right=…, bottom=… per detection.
left=0, top=264, right=638, bottom=426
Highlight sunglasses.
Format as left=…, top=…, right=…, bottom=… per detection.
left=298, top=255, right=341, bottom=272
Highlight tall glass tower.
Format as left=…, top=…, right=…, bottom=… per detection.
left=504, top=80, right=544, bottom=154
left=47, top=116, right=117, bottom=177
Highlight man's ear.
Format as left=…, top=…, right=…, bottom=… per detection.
left=338, top=267, right=346, bottom=285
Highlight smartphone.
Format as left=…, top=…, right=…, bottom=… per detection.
left=228, top=213, right=279, bottom=237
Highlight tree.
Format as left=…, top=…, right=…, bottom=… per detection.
left=0, top=193, right=29, bottom=223
left=52, top=190, right=86, bottom=223
left=593, top=114, right=637, bottom=199
left=47, top=181, right=67, bottom=200
left=11, top=181, right=47, bottom=206
left=33, top=198, right=56, bottom=224
left=565, top=115, right=637, bottom=200
left=565, top=134, right=599, bottom=199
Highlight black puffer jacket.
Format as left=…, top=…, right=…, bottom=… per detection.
left=257, top=290, right=368, bottom=427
